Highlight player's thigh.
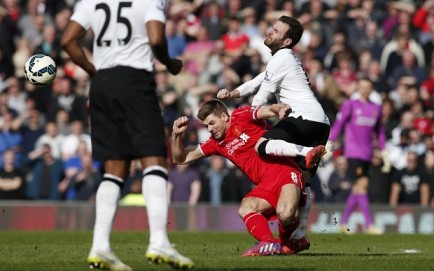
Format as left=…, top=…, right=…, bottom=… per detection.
left=89, top=68, right=130, bottom=161
left=347, top=159, right=370, bottom=183
left=90, top=67, right=167, bottom=161
left=263, top=117, right=330, bottom=146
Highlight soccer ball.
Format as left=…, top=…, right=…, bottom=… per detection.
left=24, top=54, right=57, bottom=87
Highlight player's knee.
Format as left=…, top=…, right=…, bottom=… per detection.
left=239, top=197, right=259, bottom=217
left=276, top=205, right=298, bottom=223
left=256, top=139, right=269, bottom=156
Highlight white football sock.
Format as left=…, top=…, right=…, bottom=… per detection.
left=265, top=139, right=312, bottom=157
left=92, top=178, right=121, bottom=252
left=292, top=186, right=311, bottom=239
left=142, top=166, right=170, bottom=248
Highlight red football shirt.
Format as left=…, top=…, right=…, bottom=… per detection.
left=199, top=106, right=301, bottom=186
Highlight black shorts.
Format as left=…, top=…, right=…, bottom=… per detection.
left=347, top=159, right=370, bottom=182
left=262, top=116, right=330, bottom=173
left=89, top=66, right=167, bottom=161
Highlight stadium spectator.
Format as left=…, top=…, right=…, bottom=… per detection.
left=59, top=120, right=91, bottom=161
left=165, top=18, right=186, bottom=58
left=25, top=144, right=64, bottom=200
left=200, top=1, right=225, bottom=41
left=53, top=108, right=70, bottom=136
left=412, top=0, right=434, bottom=43
left=34, top=23, right=62, bottom=65
left=327, top=77, right=388, bottom=235
left=422, top=22, right=434, bottom=65
left=64, top=153, right=101, bottom=201
left=327, top=153, right=351, bottom=203
left=13, top=106, right=45, bottom=168
left=221, top=16, right=250, bottom=61
left=182, top=25, right=216, bottom=76
left=168, top=163, right=201, bottom=206
left=172, top=99, right=303, bottom=256
left=200, top=155, right=229, bottom=205
left=5, top=76, right=26, bottom=114
left=30, top=121, right=63, bottom=161
left=368, top=149, right=392, bottom=204
left=381, top=97, right=400, bottom=141
left=220, top=165, right=252, bottom=203
left=423, top=149, right=434, bottom=206
left=0, top=149, right=25, bottom=199
left=46, top=75, right=87, bottom=125
left=389, top=51, right=427, bottom=89
left=0, top=109, right=22, bottom=167
left=390, top=151, right=430, bottom=207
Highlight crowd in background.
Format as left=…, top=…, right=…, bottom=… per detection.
left=0, top=0, right=434, bottom=207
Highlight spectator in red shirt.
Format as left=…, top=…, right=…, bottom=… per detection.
left=221, top=16, right=250, bottom=60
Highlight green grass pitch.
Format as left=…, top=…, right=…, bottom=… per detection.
left=0, top=231, right=433, bottom=271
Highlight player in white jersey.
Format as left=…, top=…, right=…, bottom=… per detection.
left=61, top=1, right=193, bottom=270
left=217, top=16, right=330, bottom=255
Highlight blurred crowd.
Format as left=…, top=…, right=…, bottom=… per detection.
left=0, top=0, right=434, bottom=207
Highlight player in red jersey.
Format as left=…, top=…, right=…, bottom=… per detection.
left=171, top=99, right=305, bottom=256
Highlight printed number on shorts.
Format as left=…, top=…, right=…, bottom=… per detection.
left=290, top=172, right=299, bottom=184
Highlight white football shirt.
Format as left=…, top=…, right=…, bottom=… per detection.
left=237, top=48, right=330, bottom=125
left=71, top=0, right=167, bottom=71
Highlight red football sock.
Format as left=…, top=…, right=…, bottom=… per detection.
left=278, top=219, right=300, bottom=245
left=243, top=212, right=276, bottom=242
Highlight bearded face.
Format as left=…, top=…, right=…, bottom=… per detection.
left=263, top=20, right=291, bottom=52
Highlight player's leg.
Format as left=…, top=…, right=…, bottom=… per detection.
left=288, top=186, right=311, bottom=254
left=259, top=118, right=329, bottom=251
left=275, top=183, right=301, bottom=251
left=340, top=159, right=382, bottom=234
left=126, top=68, right=192, bottom=268
left=238, top=196, right=282, bottom=256
left=354, top=175, right=384, bottom=235
left=255, top=117, right=329, bottom=168
left=88, top=160, right=132, bottom=271
left=87, top=67, right=132, bottom=270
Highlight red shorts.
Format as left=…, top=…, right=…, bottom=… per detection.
left=244, top=168, right=305, bottom=220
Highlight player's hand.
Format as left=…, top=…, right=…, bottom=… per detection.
left=167, top=58, right=183, bottom=75
left=172, top=116, right=189, bottom=136
left=278, top=105, right=292, bottom=119
left=217, top=89, right=231, bottom=99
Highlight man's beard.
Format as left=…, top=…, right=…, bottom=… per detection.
left=264, top=38, right=283, bottom=52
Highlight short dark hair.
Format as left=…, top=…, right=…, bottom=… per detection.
left=197, top=99, right=228, bottom=121
left=278, top=16, right=303, bottom=48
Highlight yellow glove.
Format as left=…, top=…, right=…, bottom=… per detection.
left=381, top=150, right=391, bottom=173
left=321, top=140, right=334, bottom=163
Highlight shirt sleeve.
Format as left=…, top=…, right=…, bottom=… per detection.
left=237, top=72, right=265, bottom=97
left=70, top=0, right=92, bottom=30
left=144, top=0, right=167, bottom=23
left=329, top=100, right=352, bottom=141
left=199, top=138, right=217, bottom=157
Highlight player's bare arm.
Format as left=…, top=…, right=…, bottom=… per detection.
left=147, top=20, right=182, bottom=75
left=171, top=116, right=204, bottom=165
left=217, top=72, right=265, bottom=100
left=61, top=21, right=96, bottom=77
left=217, top=89, right=241, bottom=99
left=257, top=104, right=292, bottom=120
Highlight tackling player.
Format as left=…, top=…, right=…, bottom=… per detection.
left=172, top=99, right=305, bottom=256
left=217, top=16, right=330, bottom=253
